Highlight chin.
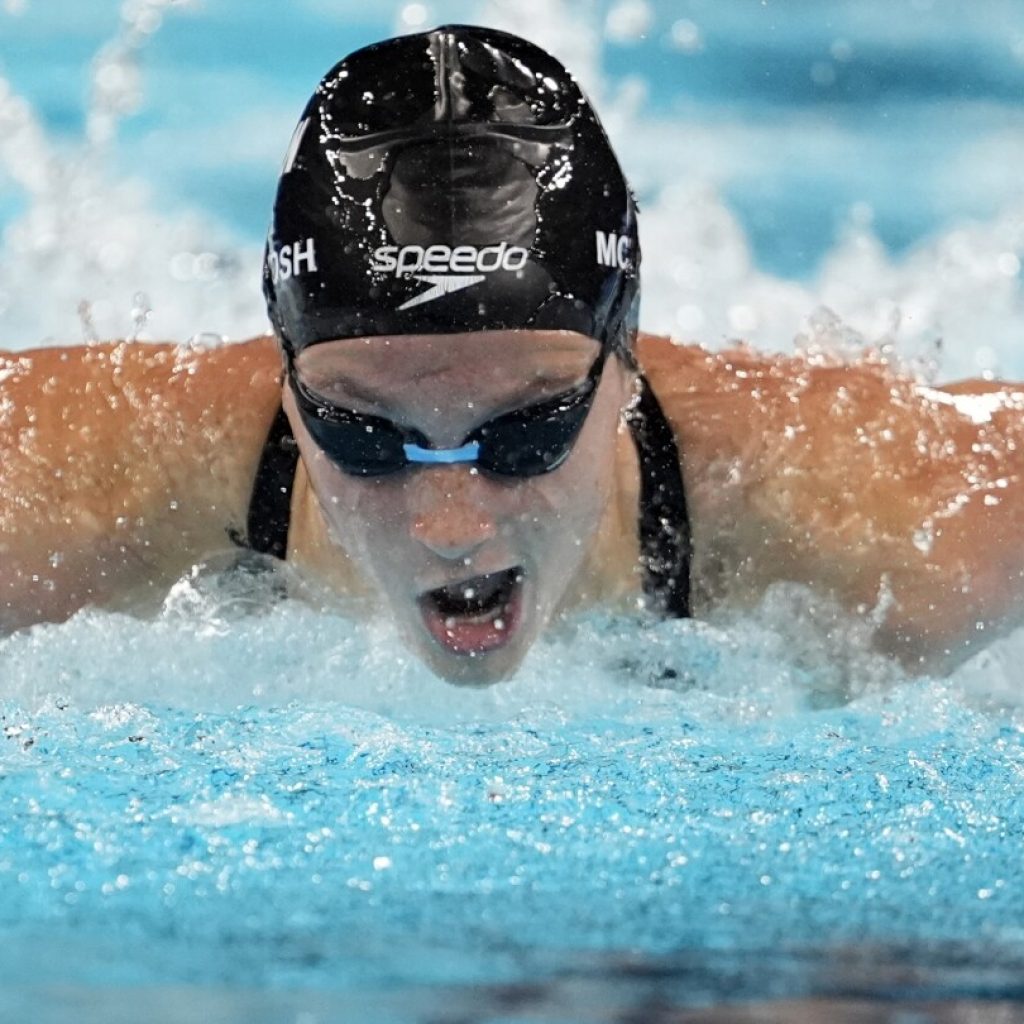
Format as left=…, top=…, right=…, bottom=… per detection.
left=416, top=639, right=530, bottom=687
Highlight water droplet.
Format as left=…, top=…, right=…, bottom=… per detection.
left=399, top=2, right=429, bottom=28
left=602, top=0, right=651, bottom=43
left=997, top=252, right=1020, bottom=277
left=912, top=527, right=933, bottom=555
left=668, top=18, right=703, bottom=53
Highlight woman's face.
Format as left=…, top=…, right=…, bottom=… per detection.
left=284, top=330, right=632, bottom=685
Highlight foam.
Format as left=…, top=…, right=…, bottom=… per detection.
left=0, top=0, right=267, bottom=346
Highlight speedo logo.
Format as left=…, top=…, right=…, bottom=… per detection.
left=371, top=243, right=529, bottom=311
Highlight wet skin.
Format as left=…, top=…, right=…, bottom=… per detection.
left=3, top=330, right=1024, bottom=680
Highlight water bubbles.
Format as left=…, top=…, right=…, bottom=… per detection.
left=398, top=2, right=429, bottom=28
left=668, top=18, right=702, bottom=53
left=132, top=6, right=163, bottom=35
left=94, top=61, right=135, bottom=101
left=912, top=526, right=934, bottom=555
left=98, top=241, right=127, bottom=272
left=130, top=291, right=152, bottom=339
left=974, top=345, right=998, bottom=374
left=88, top=44, right=143, bottom=146
left=830, top=38, right=854, bottom=62
left=997, top=252, right=1020, bottom=277
left=186, top=331, right=227, bottom=350
left=727, top=303, right=758, bottom=335
left=675, top=304, right=705, bottom=334
left=0, top=1, right=266, bottom=349
left=77, top=301, right=98, bottom=344
left=793, top=306, right=871, bottom=365
left=169, top=251, right=222, bottom=282
left=605, top=0, right=652, bottom=44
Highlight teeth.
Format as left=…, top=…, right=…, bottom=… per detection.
left=428, top=568, right=521, bottom=619
left=444, top=604, right=504, bottom=630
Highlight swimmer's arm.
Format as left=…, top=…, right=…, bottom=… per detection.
left=640, top=334, right=1024, bottom=670
left=0, top=337, right=282, bottom=631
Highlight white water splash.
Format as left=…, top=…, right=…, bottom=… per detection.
left=627, top=139, right=1024, bottom=380
left=0, top=0, right=267, bottom=347
left=425, top=0, right=1024, bottom=381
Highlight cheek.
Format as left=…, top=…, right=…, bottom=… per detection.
left=553, top=394, right=621, bottom=505
left=304, top=449, right=410, bottom=557
left=526, top=412, right=619, bottom=540
left=345, top=481, right=413, bottom=558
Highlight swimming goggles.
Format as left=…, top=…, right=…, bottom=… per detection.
left=288, top=349, right=607, bottom=478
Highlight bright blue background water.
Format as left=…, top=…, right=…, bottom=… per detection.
left=4, top=0, right=1024, bottom=278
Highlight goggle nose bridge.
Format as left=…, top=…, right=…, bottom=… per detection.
left=402, top=441, right=481, bottom=465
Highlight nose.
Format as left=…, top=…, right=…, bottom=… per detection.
left=407, top=466, right=499, bottom=560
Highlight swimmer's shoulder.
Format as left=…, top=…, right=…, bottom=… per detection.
left=636, top=334, right=1024, bottom=667
left=634, top=335, right=807, bottom=596
left=635, top=333, right=789, bottom=464
left=0, top=335, right=282, bottom=514
left=0, top=337, right=283, bottom=626
left=635, top=331, right=927, bottom=460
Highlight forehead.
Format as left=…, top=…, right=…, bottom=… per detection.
left=294, top=330, right=599, bottom=392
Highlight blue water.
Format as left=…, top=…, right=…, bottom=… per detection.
left=4, top=2, right=1024, bottom=1021
left=1, top=573, right=1023, bottom=1021
left=4, top=1, right=1024, bottom=278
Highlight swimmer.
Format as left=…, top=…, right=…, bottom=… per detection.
left=3, top=24, right=1024, bottom=683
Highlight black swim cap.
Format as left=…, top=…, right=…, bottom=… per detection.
left=263, top=25, right=640, bottom=358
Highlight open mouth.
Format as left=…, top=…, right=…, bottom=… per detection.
left=418, top=567, right=525, bottom=656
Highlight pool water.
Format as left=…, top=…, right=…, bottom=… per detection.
left=3, top=586, right=1024, bottom=1022
left=4, top=2, right=1024, bottom=1021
